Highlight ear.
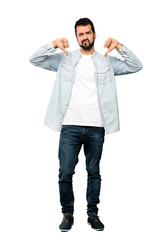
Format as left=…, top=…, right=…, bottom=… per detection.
left=94, top=32, right=96, bottom=39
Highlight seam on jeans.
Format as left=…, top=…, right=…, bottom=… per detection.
left=72, top=140, right=82, bottom=175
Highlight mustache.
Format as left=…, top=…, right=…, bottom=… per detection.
left=82, top=39, right=89, bottom=44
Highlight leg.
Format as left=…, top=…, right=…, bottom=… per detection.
left=83, top=127, right=105, bottom=215
left=58, top=125, right=83, bottom=214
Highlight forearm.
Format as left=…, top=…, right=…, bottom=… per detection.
left=111, top=45, right=143, bottom=75
left=29, top=42, right=62, bottom=72
left=29, top=43, right=56, bottom=63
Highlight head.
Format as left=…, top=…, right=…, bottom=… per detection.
left=75, top=18, right=96, bottom=51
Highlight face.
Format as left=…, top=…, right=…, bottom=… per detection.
left=76, top=24, right=96, bottom=51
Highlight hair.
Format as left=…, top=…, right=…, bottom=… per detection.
left=74, top=18, right=95, bottom=36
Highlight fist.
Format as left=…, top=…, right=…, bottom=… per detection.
left=104, top=38, right=119, bottom=56
left=52, top=38, right=69, bottom=56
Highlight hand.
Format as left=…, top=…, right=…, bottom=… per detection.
left=52, top=38, right=69, bottom=56
left=104, top=38, right=121, bottom=57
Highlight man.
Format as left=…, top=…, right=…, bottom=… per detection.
left=29, top=18, right=143, bottom=232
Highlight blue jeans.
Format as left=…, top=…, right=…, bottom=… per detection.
left=58, top=125, right=105, bottom=215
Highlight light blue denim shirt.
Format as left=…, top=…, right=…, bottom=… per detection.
left=29, top=42, right=143, bottom=134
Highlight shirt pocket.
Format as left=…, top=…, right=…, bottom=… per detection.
left=60, top=63, right=74, bottom=82
left=96, top=65, right=111, bottom=85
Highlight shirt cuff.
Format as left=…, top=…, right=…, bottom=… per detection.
left=117, top=44, right=129, bottom=55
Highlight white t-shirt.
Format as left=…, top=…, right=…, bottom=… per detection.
left=62, top=54, right=103, bottom=127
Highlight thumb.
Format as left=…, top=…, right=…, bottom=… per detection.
left=105, top=49, right=110, bottom=57
left=59, top=45, right=69, bottom=56
left=62, top=47, right=69, bottom=56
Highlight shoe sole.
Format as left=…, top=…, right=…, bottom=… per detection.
left=87, top=221, right=104, bottom=231
left=60, top=229, right=71, bottom=232
left=59, top=223, right=74, bottom=232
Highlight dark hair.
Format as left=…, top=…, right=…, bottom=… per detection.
left=74, top=18, right=95, bottom=36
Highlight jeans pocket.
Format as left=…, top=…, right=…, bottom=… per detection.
left=93, top=127, right=105, bottom=132
left=62, top=125, right=73, bottom=128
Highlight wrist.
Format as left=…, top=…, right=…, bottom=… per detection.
left=115, top=42, right=123, bottom=51
left=52, top=40, right=58, bottom=48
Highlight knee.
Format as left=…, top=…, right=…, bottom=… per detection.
left=59, top=169, right=73, bottom=183
left=87, top=166, right=100, bottom=178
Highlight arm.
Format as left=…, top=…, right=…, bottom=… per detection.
left=110, top=44, right=143, bottom=76
left=104, top=38, right=143, bottom=76
left=29, top=38, right=69, bottom=72
left=29, top=42, right=64, bottom=72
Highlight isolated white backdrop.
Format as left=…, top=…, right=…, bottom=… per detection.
left=0, top=0, right=160, bottom=239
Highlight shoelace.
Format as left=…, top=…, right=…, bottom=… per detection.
left=64, top=214, right=72, bottom=222
left=90, top=213, right=100, bottom=222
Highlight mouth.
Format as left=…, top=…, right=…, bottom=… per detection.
left=83, top=40, right=89, bottom=44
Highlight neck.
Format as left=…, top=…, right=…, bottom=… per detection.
left=80, top=46, right=94, bottom=55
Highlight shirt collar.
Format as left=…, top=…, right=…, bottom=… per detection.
left=71, top=49, right=97, bottom=66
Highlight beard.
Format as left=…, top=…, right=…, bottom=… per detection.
left=79, top=38, right=95, bottom=50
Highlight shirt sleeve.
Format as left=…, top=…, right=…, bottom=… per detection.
left=110, top=45, right=143, bottom=76
left=29, top=42, right=64, bottom=72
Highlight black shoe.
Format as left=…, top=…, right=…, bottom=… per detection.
left=59, top=213, right=74, bottom=232
left=88, top=212, right=104, bottom=231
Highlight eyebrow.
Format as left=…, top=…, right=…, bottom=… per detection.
left=78, top=31, right=92, bottom=35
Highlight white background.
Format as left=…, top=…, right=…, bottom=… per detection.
left=0, top=0, right=160, bottom=239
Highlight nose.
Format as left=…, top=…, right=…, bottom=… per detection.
left=82, top=34, right=88, bottom=40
